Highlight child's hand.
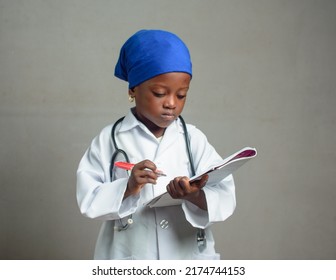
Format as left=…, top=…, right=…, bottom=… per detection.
left=166, top=174, right=209, bottom=209
left=125, top=160, right=158, bottom=197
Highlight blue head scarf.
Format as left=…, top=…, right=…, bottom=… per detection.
left=114, top=29, right=192, bottom=88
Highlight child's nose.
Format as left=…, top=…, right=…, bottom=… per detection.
left=164, top=95, right=177, bottom=108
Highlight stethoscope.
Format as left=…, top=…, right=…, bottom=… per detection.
left=110, top=115, right=206, bottom=248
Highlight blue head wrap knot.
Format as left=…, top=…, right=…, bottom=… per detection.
left=114, top=30, right=192, bottom=88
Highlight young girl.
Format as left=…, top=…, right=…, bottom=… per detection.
left=76, top=30, right=236, bottom=260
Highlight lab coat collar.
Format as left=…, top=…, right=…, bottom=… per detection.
left=117, top=109, right=140, bottom=132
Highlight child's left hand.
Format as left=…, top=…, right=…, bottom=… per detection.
left=166, top=174, right=209, bottom=209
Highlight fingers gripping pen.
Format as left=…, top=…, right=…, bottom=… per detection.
left=114, top=161, right=167, bottom=177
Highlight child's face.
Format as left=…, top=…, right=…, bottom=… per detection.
left=131, top=72, right=191, bottom=137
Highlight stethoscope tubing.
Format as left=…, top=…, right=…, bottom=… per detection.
left=109, top=115, right=205, bottom=247
left=110, top=116, right=194, bottom=179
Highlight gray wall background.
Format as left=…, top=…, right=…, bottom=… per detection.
left=1, top=0, right=335, bottom=259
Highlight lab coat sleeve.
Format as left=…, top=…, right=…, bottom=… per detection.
left=181, top=126, right=236, bottom=229
left=182, top=175, right=236, bottom=228
left=76, top=127, right=140, bottom=220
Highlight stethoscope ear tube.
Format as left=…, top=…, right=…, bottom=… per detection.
left=178, top=117, right=206, bottom=249
left=110, top=117, right=129, bottom=181
left=178, top=116, right=196, bottom=176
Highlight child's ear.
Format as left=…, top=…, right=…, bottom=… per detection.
left=128, top=88, right=134, bottom=95
left=128, top=88, right=136, bottom=102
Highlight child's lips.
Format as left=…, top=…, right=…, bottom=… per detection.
left=161, top=113, right=175, bottom=120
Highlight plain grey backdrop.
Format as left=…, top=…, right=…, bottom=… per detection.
left=1, top=0, right=335, bottom=259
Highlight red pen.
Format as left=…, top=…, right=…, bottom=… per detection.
left=114, top=161, right=167, bottom=177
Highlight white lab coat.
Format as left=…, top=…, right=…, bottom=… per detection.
left=77, top=110, right=236, bottom=259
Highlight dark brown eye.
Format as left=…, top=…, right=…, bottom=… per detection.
left=153, top=92, right=165, bottom=97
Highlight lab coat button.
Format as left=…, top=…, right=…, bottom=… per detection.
left=160, top=219, right=169, bottom=229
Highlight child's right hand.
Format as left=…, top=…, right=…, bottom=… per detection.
left=124, top=160, right=158, bottom=198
